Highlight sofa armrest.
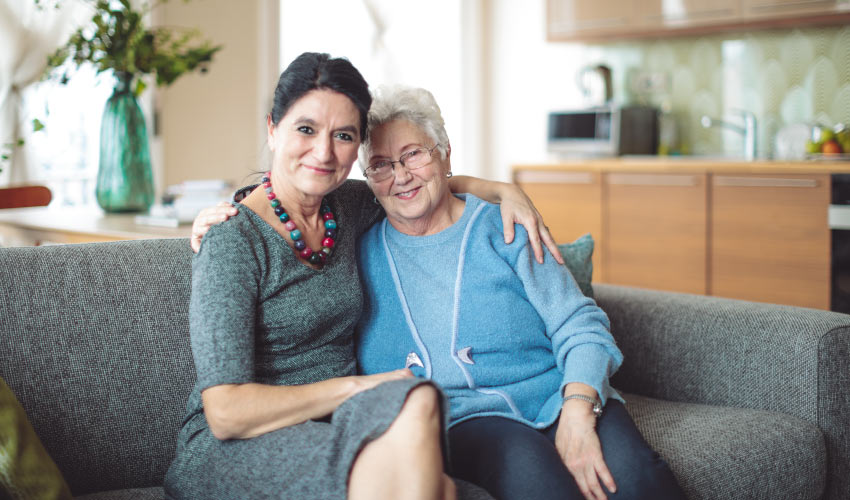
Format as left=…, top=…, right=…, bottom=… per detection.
left=594, top=283, right=850, bottom=500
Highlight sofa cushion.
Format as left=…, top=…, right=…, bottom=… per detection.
left=0, top=240, right=196, bottom=496
left=0, top=375, right=72, bottom=500
left=558, top=233, right=594, bottom=298
left=623, top=393, right=826, bottom=500
left=74, top=487, right=165, bottom=500
left=70, top=480, right=495, bottom=500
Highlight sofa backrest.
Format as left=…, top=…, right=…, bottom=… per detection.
left=0, top=239, right=196, bottom=495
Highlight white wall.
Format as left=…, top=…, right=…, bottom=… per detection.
left=279, top=0, right=478, bottom=178
left=484, top=1, right=618, bottom=181
left=154, top=0, right=614, bottom=188
left=157, top=0, right=277, bottom=190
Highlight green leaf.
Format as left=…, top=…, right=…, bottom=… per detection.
left=32, top=118, right=45, bottom=132
left=134, top=79, right=147, bottom=97
left=39, top=0, right=222, bottom=92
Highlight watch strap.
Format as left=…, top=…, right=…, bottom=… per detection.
left=563, top=393, right=603, bottom=417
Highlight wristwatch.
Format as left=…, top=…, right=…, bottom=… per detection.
left=563, top=394, right=603, bottom=418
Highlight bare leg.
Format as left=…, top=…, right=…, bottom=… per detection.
left=349, top=384, right=456, bottom=500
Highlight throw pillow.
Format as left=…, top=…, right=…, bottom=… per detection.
left=558, top=233, right=595, bottom=298
left=0, top=376, right=72, bottom=500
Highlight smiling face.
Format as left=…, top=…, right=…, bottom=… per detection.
left=267, top=89, right=361, bottom=201
left=366, top=119, right=457, bottom=235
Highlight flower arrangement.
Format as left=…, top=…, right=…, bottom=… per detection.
left=1, top=0, right=221, bottom=174
left=40, top=0, right=221, bottom=95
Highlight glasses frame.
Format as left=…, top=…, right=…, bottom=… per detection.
left=364, top=143, right=442, bottom=181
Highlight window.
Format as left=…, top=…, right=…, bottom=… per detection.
left=20, top=64, right=113, bottom=206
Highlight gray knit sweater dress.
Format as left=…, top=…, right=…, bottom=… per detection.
left=163, top=180, right=433, bottom=499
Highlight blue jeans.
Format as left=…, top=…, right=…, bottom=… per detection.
left=448, top=400, right=685, bottom=500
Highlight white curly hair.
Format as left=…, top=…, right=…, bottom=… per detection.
left=359, top=85, right=450, bottom=172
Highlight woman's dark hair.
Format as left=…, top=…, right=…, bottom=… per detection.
left=270, top=52, right=371, bottom=139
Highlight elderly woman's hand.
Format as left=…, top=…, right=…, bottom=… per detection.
left=498, top=184, right=563, bottom=265
left=555, top=401, right=617, bottom=500
left=190, top=202, right=239, bottom=253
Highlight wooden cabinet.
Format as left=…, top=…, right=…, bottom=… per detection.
left=514, top=164, right=834, bottom=310
left=638, top=0, right=740, bottom=28
left=742, top=0, right=844, bottom=20
left=547, top=0, right=850, bottom=40
left=547, top=0, right=636, bottom=41
left=604, top=173, right=708, bottom=294
left=710, top=174, right=830, bottom=309
left=514, top=170, right=605, bottom=281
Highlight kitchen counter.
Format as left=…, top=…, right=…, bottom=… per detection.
left=512, top=159, right=833, bottom=310
left=0, top=206, right=193, bottom=246
left=513, top=157, right=850, bottom=176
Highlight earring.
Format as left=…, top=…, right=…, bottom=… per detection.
left=373, top=197, right=380, bottom=205
left=446, top=171, right=453, bottom=178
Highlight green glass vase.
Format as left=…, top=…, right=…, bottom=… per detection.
left=95, top=72, right=154, bottom=213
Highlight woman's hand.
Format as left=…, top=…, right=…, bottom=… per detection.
left=348, top=369, right=415, bottom=398
left=190, top=202, right=239, bottom=253
left=555, top=399, right=617, bottom=500
left=497, top=184, right=563, bottom=265
left=448, top=176, right=563, bottom=264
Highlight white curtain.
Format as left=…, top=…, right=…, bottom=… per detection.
left=0, top=0, right=89, bottom=186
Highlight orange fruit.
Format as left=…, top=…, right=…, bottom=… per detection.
left=822, top=140, right=843, bottom=155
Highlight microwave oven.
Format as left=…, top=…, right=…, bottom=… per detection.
left=547, top=105, right=658, bottom=157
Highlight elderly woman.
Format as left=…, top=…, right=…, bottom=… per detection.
left=353, top=86, right=686, bottom=500
left=169, top=53, right=561, bottom=500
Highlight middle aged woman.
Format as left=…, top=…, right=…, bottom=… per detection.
left=169, top=52, right=563, bottom=500
left=353, top=85, right=686, bottom=500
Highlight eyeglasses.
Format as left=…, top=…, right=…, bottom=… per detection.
left=364, top=143, right=441, bottom=182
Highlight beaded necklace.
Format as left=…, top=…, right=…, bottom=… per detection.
left=262, top=172, right=337, bottom=267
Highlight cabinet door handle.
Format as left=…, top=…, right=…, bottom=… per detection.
left=515, top=171, right=594, bottom=184
left=713, top=176, right=819, bottom=188
left=606, top=173, right=699, bottom=186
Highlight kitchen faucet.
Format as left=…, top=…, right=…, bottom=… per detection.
left=700, top=109, right=757, bottom=160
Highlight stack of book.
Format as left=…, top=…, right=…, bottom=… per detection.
left=135, top=179, right=233, bottom=227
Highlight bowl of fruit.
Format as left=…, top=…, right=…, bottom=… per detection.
left=806, top=124, right=850, bottom=161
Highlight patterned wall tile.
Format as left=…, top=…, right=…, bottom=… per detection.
left=595, top=25, right=850, bottom=158
left=830, top=26, right=850, bottom=84
left=807, top=57, right=840, bottom=121
left=834, top=85, right=850, bottom=125
left=780, top=31, right=815, bottom=87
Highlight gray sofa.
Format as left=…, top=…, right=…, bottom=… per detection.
left=1, top=238, right=848, bottom=499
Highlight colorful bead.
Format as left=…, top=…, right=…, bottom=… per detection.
left=263, top=171, right=337, bottom=268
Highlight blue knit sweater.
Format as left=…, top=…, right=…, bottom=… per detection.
left=355, top=194, right=623, bottom=429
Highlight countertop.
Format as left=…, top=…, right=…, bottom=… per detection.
left=513, top=156, right=850, bottom=175
left=0, top=206, right=192, bottom=245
